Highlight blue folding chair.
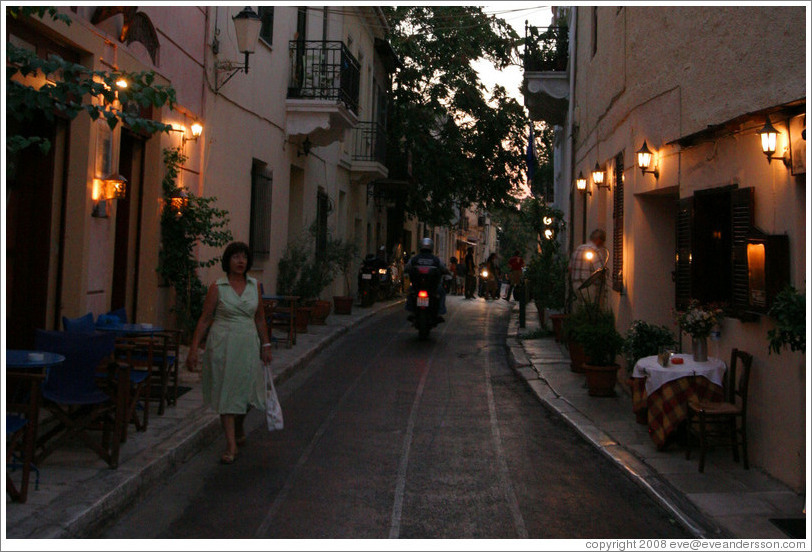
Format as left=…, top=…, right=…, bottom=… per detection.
left=34, top=330, right=128, bottom=468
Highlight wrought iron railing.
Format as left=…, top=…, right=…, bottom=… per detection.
left=351, top=121, right=386, bottom=165
left=288, top=40, right=360, bottom=114
left=524, top=25, right=568, bottom=72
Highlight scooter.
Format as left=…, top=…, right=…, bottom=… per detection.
left=408, top=265, right=441, bottom=340
left=358, top=254, right=382, bottom=307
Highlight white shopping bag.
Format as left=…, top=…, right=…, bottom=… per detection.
left=264, top=363, right=284, bottom=431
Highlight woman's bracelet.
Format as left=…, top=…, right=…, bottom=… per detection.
left=261, top=343, right=272, bottom=348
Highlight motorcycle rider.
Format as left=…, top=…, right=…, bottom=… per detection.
left=405, top=237, right=449, bottom=322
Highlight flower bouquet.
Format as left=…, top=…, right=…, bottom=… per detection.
left=674, top=300, right=724, bottom=362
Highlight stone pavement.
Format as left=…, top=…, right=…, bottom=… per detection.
left=4, top=298, right=404, bottom=539
left=506, top=302, right=806, bottom=539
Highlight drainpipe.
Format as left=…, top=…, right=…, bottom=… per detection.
left=567, top=6, right=578, bottom=257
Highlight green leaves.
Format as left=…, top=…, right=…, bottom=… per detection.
left=767, top=286, right=806, bottom=355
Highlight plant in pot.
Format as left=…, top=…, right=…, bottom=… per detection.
left=579, top=310, right=624, bottom=397
left=330, top=238, right=359, bottom=315
left=674, top=300, right=724, bottom=362
left=622, top=320, right=677, bottom=376
left=276, top=234, right=335, bottom=331
left=766, top=285, right=806, bottom=355
left=561, top=302, right=602, bottom=373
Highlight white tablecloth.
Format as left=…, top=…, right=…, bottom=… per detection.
left=632, top=354, right=727, bottom=396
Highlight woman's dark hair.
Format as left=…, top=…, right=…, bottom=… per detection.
left=221, top=241, right=253, bottom=273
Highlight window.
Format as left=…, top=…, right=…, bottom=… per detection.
left=258, top=6, right=274, bottom=46
left=675, top=186, right=753, bottom=315
left=315, top=188, right=329, bottom=259
left=250, top=161, right=273, bottom=258
left=611, top=152, right=624, bottom=292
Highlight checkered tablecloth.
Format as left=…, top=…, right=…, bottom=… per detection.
left=631, top=376, right=724, bottom=449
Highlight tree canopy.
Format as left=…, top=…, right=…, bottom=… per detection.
left=383, top=6, right=531, bottom=226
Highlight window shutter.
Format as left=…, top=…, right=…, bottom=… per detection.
left=250, top=164, right=273, bottom=258
left=675, top=196, right=693, bottom=310
left=730, top=187, right=754, bottom=314
left=612, top=153, right=624, bottom=292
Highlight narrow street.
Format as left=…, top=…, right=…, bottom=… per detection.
left=99, top=296, right=688, bottom=539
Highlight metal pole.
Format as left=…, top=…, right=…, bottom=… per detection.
left=519, top=278, right=527, bottom=328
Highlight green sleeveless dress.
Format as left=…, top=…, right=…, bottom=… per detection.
left=202, top=276, right=266, bottom=414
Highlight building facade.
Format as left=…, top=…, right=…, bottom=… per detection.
left=524, top=6, right=807, bottom=490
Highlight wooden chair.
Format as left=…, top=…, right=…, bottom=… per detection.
left=113, top=338, right=153, bottom=440
left=686, top=348, right=753, bottom=472
left=266, top=297, right=296, bottom=348
left=6, top=372, right=45, bottom=503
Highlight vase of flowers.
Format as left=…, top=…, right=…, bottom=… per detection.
left=674, top=300, right=724, bottom=362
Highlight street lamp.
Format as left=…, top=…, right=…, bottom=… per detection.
left=758, top=115, right=790, bottom=166
left=592, top=162, right=608, bottom=189
left=575, top=171, right=588, bottom=194
left=636, top=140, right=660, bottom=179
left=214, top=6, right=262, bottom=92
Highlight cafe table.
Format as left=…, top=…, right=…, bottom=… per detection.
left=7, top=350, right=66, bottom=372
left=631, top=354, right=726, bottom=450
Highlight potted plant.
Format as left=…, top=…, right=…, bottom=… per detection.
left=562, top=303, right=601, bottom=373
left=329, top=238, right=359, bottom=315
left=579, top=310, right=624, bottom=397
left=622, top=320, right=677, bottom=376
left=674, top=300, right=724, bottom=362
left=766, top=285, right=805, bottom=355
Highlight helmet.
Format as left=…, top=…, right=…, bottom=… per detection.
left=419, top=237, right=433, bottom=252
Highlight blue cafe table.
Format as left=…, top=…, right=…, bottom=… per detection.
left=6, top=350, right=66, bottom=372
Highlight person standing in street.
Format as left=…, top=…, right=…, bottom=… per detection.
left=569, top=229, right=609, bottom=306
left=464, top=247, right=476, bottom=299
left=506, top=250, right=525, bottom=301
left=186, top=242, right=272, bottom=465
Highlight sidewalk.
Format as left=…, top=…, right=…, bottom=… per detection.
left=506, top=302, right=805, bottom=539
left=4, top=298, right=404, bottom=539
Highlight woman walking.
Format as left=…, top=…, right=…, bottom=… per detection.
left=186, top=242, right=272, bottom=464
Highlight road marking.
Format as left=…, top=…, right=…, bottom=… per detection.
left=484, top=306, right=529, bottom=538
left=388, top=307, right=458, bottom=539
left=254, top=321, right=406, bottom=538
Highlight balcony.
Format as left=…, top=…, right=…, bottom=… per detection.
left=286, top=41, right=361, bottom=147
left=522, top=25, right=569, bottom=125
left=350, top=121, right=388, bottom=182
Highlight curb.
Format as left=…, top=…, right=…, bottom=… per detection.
left=33, top=298, right=404, bottom=539
left=505, top=313, right=730, bottom=539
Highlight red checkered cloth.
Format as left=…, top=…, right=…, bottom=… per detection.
left=631, top=376, right=723, bottom=449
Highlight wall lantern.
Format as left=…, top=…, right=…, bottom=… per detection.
left=184, top=120, right=204, bottom=145
left=92, top=173, right=128, bottom=217
left=592, top=162, right=609, bottom=190
left=575, top=171, right=590, bottom=195
left=542, top=216, right=553, bottom=226
left=636, top=140, right=659, bottom=178
left=544, top=228, right=554, bottom=240
left=167, top=187, right=189, bottom=213
left=213, top=7, right=262, bottom=92
left=758, top=115, right=790, bottom=166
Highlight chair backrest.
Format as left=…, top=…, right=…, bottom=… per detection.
left=62, top=312, right=95, bottom=333
left=106, top=307, right=128, bottom=324
left=35, top=330, right=116, bottom=400
left=727, top=348, right=753, bottom=413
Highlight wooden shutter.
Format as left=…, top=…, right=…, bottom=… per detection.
left=250, top=163, right=273, bottom=258
left=730, top=187, right=754, bottom=314
left=612, top=153, right=624, bottom=292
left=675, top=196, right=693, bottom=310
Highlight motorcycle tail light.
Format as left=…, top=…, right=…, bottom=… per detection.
left=418, top=290, right=429, bottom=299
left=378, top=269, right=387, bottom=274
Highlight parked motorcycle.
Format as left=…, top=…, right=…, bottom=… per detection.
left=478, top=264, right=493, bottom=299
left=409, top=265, right=442, bottom=339
left=358, top=254, right=382, bottom=307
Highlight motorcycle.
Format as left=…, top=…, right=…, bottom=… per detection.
left=478, top=265, right=493, bottom=299
left=358, top=254, right=382, bottom=307
left=409, top=265, right=441, bottom=340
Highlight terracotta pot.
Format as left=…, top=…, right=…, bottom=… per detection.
left=333, top=296, right=353, bottom=315
left=309, top=300, right=332, bottom=325
left=549, top=314, right=568, bottom=343
left=584, top=363, right=620, bottom=397
left=295, top=306, right=313, bottom=333
left=567, top=340, right=588, bottom=373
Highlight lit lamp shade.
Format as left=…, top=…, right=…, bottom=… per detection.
left=103, top=173, right=128, bottom=200
left=575, top=171, right=587, bottom=191
left=636, top=140, right=653, bottom=170
left=542, top=216, right=553, bottom=226
left=232, top=7, right=262, bottom=54
left=190, top=121, right=203, bottom=139
left=758, top=116, right=778, bottom=155
left=544, top=228, right=554, bottom=240
left=168, top=188, right=189, bottom=211
left=592, top=162, right=605, bottom=185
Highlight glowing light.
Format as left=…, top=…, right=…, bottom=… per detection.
left=190, top=121, right=203, bottom=138
left=482, top=270, right=489, bottom=278
left=585, top=251, right=594, bottom=261
left=115, top=78, right=128, bottom=88
left=544, top=229, right=554, bottom=240
left=418, top=290, right=429, bottom=299
left=543, top=216, right=553, bottom=226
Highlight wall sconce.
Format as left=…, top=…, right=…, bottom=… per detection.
left=92, top=173, right=128, bottom=218
left=575, top=171, right=590, bottom=195
left=213, top=7, right=262, bottom=93
left=185, top=121, right=203, bottom=145
left=636, top=140, right=660, bottom=178
left=592, top=162, right=609, bottom=190
left=167, top=187, right=189, bottom=213
left=542, top=216, right=553, bottom=226
left=758, top=115, right=790, bottom=166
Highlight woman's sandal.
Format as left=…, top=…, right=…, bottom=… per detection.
left=220, top=451, right=238, bottom=464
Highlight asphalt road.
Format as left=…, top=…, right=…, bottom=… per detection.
left=100, top=295, right=689, bottom=539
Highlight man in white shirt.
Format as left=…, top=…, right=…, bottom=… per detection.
left=569, top=229, right=609, bottom=305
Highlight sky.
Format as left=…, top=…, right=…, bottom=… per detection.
left=473, top=3, right=554, bottom=108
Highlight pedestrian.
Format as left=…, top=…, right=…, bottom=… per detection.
left=505, top=250, right=525, bottom=301
left=464, top=247, right=476, bottom=299
left=448, top=256, right=458, bottom=295
left=485, top=253, right=500, bottom=299
left=186, top=241, right=272, bottom=465
left=569, top=229, right=609, bottom=307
